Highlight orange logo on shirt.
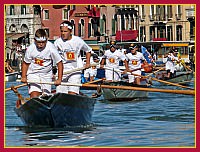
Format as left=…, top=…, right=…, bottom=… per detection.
left=109, top=58, right=115, bottom=63
left=132, top=60, right=137, bottom=65
left=35, top=58, right=44, bottom=66
left=66, top=52, right=75, bottom=60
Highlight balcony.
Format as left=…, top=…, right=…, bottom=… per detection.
left=149, top=15, right=155, bottom=21
left=175, top=13, right=182, bottom=20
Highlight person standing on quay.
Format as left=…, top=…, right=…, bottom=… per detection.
left=100, top=41, right=127, bottom=81
left=54, top=21, right=92, bottom=95
left=21, top=29, right=63, bottom=98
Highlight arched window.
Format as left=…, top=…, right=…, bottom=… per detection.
left=78, top=19, right=85, bottom=37
left=100, top=14, right=106, bottom=35
left=70, top=20, right=75, bottom=35
left=21, top=24, right=29, bottom=33
left=9, top=24, right=16, bottom=32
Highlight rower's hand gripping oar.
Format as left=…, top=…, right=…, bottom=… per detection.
left=63, top=63, right=99, bottom=75
left=10, top=86, right=26, bottom=108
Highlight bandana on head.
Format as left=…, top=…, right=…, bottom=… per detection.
left=35, top=37, right=47, bottom=41
left=60, top=23, right=73, bottom=29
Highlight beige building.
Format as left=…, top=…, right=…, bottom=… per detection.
left=5, top=4, right=195, bottom=63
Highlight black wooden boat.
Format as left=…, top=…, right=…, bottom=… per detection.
left=14, top=93, right=96, bottom=127
left=5, top=71, right=19, bottom=81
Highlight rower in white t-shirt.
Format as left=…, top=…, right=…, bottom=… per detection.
left=125, top=43, right=146, bottom=85
left=54, top=21, right=92, bottom=94
left=100, top=41, right=127, bottom=81
left=21, top=29, right=63, bottom=98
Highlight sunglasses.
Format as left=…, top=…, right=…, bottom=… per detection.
left=110, top=45, right=116, bottom=48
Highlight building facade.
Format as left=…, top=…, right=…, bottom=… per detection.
left=5, top=5, right=41, bottom=68
left=5, top=4, right=195, bottom=64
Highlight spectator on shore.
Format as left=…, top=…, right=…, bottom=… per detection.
left=5, top=59, right=15, bottom=73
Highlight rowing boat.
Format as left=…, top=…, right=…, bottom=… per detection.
left=14, top=93, right=96, bottom=127
left=5, top=71, right=19, bottom=81
left=155, top=71, right=194, bottom=85
left=102, top=81, right=149, bottom=101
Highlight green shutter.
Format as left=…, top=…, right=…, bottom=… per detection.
left=112, top=19, right=115, bottom=35
left=100, top=19, right=103, bottom=34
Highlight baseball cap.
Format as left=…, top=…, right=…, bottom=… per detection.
left=110, top=41, right=116, bottom=48
left=129, top=43, right=138, bottom=50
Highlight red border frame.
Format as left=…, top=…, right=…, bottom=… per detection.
left=1, top=0, right=198, bottom=152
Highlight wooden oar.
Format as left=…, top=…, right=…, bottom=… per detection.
left=150, top=77, right=194, bottom=90
left=179, top=79, right=194, bottom=84
left=180, top=60, right=193, bottom=71
left=131, top=73, right=194, bottom=90
left=146, top=67, right=164, bottom=77
left=5, top=83, right=27, bottom=92
left=84, top=78, right=105, bottom=84
left=63, top=63, right=98, bottom=75
left=24, top=81, right=195, bottom=96
left=10, top=86, right=26, bottom=108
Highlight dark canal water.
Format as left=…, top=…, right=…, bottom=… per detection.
left=5, top=80, right=195, bottom=147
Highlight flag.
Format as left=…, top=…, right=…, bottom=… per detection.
left=141, top=46, right=152, bottom=63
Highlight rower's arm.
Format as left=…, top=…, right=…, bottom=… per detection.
left=21, top=61, right=30, bottom=83
left=57, top=61, right=63, bottom=81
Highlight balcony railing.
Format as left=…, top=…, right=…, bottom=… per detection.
left=175, top=13, right=182, bottom=20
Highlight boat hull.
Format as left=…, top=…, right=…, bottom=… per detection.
left=5, top=72, right=18, bottom=81
left=14, top=93, right=96, bottom=127
left=102, top=81, right=149, bottom=101
left=156, top=71, right=193, bottom=84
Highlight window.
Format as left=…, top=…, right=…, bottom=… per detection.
left=140, top=26, right=146, bottom=42
left=155, top=5, right=165, bottom=21
left=176, top=5, right=182, bottom=20
left=44, top=29, right=49, bottom=38
left=149, top=5, right=155, bottom=21
left=167, top=26, right=173, bottom=41
left=88, top=22, right=91, bottom=37
left=79, top=19, right=85, bottom=37
left=71, top=20, right=75, bottom=35
left=150, top=26, right=155, bottom=41
left=10, top=5, right=14, bottom=15
left=112, top=18, right=116, bottom=35
left=21, top=5, right=26, bottom=15
left=176, top=25, right=182, bottom=41
left=43, top=9, right=49, bottom=20
left=63, top=8, right=68, bottom=20
left=167, top=5, right=172, bottom=19
left=71, top=5, right=76, bottom=10
left=141, top=5, right=145, bottom=19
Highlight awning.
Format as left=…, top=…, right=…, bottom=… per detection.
left=6, top=33, right=25, bottom=40
left=162, top=43, right=189, bottom=47
left=89, top=44, right=100, bottom=50
left=116, top=30, right=138, bottom=41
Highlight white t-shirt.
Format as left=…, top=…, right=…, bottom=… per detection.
left=102, top=49, right=126, bottom=69
left=54, top=35, right=92, bottom=70
left=24, top=41, right=62, bottom=75
left=165, top=53, right=179, bottom=72
left=126, top=52, right=145, bottom=70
